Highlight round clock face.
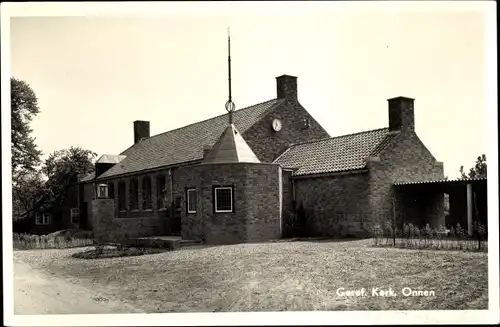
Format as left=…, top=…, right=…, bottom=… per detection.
left=272, top=118, right=282, bottom=132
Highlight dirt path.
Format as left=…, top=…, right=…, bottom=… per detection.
left=14, top=259, right=144, bottom=315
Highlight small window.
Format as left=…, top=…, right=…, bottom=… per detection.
left=35, top=213, right=50, bottom=225
left=70, top=208, right=80, bottom=224
left=187, top=188, right=197, bottom=214
left=214, top=187, right=233, bottom=213
left=97, top=184, right=108, bottom=198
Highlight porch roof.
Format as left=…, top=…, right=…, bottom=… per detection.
left=393, top=177, right=487, bottom=193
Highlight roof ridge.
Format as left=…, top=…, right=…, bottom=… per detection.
left=141, top=98, right=279, bottom=142
left=288, top=127, right=389, bottom=148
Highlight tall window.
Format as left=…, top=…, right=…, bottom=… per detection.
left=118, top=181, right=126, bottom=211
left=142, top=176, right=152, bottom=210
left=35, top=213, right=50, bottom=225
left=156, top=174, right=166, bottom=209
left=187, top=188, right=197, bottom=214
left=214, top=186, right=233, bottom=213
left=108, top=182, right=115, bottom=199
left=129, top=178, right=139, bottom=210
left=70, top=208, right=80, bottom=224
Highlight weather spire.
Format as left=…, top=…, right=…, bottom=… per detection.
left=224, top=27, right=235, bottom=125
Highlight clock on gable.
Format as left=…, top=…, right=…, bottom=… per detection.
left=272, top=118, right=282, bottom=132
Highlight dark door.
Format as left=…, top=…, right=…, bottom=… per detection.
left=172, top=196, right=182, bottom=235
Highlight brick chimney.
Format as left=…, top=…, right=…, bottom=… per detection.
left=388, top=97, right=415, bottom=132
left=134, top=120, right=150, bottom=144
left=276, top=75, right=298, bottom=100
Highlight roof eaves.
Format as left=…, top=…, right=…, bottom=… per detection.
left=393, top=177, right=487, bottom=186
left=95, top=159, right=203, bottom=181
left=292, top=168, right=369, bottom=179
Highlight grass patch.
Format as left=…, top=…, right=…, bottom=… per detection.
left=13, top=229, right=95, bottom=250
left=72, top=246, right=167, bottom=259
left=15, top=239, right=488, bottom=312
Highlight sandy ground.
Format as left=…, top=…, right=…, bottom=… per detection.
left=13, top=257, right=144, bottom=315
left=12, top=241, right=488, bottom=312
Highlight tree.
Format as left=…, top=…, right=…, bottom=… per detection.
left=42, top=147, right=97, bottom=209
left=460, top=154, right=487, bottom=179
left=12, top=171, right=45, bottom=219
left=11, top=78, right=42, bottom=180
left=11, top=77, right=43, bottom=217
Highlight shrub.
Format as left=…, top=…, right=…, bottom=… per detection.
left=372, top=221, right=487, bottom=252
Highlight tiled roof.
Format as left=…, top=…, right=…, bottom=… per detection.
left=393, top=177, right=487, bottom=186
left=274, top=128, right=391, bottom=176
left=80, top=172, right=95, bottom=183
left=97, top=98, right=283, bottom=179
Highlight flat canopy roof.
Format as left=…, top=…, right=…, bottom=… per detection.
left=393, top=177, right=487, bottom=193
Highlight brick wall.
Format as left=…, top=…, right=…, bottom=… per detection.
left=367, top=131, right=445, bottom=228
left=243, top=99, right=330, bottom=163
left=294, top=172, right=371, bottom=237
left=281, top=169, right=295, bottom=237
left=174, top=163, right=282, bottom=244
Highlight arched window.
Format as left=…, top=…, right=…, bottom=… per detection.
left=118, top=181, right=126, bottom=211
left=129, top=178, right=139, bottom=210
left=142, top=176, right=152, bottom=210
left=156, top=174, right=166, bottom=209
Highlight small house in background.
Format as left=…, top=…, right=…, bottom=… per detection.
left=13, top=183, right=82, bottom=235
left=78, top=73, right=486, bottom=245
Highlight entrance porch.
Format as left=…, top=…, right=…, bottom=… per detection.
left=393, top=177, right=487, bottom=235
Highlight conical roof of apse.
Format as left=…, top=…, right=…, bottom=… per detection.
left=202, top=124, right=261, bottom=164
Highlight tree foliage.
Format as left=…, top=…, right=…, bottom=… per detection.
left=11, top=77, right=42, bottom=181
left=460, top=154, right=487, bottom=179
left=41, top=147, right=97, bottom=209
left=11, top=78, right=43, bottom=217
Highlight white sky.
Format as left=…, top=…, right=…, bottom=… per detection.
left=7, top=2, right=492, bottom=178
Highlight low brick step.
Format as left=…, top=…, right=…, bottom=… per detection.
left=180, top=240, right=203, bottom=247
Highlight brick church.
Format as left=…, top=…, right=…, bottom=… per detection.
left=80, top=72, right=449, bottom=245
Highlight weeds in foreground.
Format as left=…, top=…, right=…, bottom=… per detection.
left=13, top=232, right=95, bottom=249
left=371, top=221, right=487, bottom=252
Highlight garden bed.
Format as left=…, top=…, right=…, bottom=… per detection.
left=72, top=245, right=168, bottom=259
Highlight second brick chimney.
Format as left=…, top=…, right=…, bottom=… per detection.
left=276, top=75, right=298, bottom=100
left=134, top=120, right=150, bottom=144
left=388, top=97, right=415, bottom=132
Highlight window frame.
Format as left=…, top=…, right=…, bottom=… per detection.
left=97, top=184, right=108, bottom=198
left=35, top=213, right=50, bottom=225
left=186, top=188, right=197, bottom=214
left=70, top=208, right=80, bottom=224
left=213, top=186, right=234, bottom=213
